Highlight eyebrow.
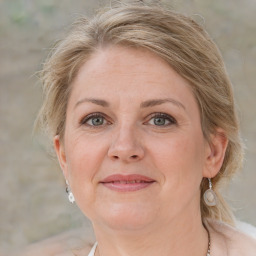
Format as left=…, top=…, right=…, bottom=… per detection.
left=140, top=98, right=185, bottom=110
left=74, top=97, right=185, bottom=110
left=74, top=98, right=110, bottom=109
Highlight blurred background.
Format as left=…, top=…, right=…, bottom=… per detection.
left=0, top=0, right=255, bottom=254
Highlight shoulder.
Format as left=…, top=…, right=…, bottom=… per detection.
left=13, top=227, right=95, bottom=256
left=206, top=218, right=256, bottom=256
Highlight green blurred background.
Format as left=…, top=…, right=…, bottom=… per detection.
left=0, top=0, right=255, bottom=254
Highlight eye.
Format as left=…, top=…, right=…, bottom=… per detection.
left=80, top=113, right=108, bottom=127
left=147, top=113, right=177, bottom=126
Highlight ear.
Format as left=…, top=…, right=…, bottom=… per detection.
left=53, top=135, right=68, bottom=180
left=203, top=128, right=228, bottom=178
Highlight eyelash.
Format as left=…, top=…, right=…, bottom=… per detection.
left=80, top=112, right=177, bottom=128
left=80, top=112, right=109, bottom=127
left=146, top=112, right=177, bottom=126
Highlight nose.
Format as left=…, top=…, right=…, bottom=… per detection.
left=107, top=125, right=145, bottom=162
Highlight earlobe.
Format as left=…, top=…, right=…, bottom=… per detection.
left=203, top=128, right=228, bottom=178
left=53, top=135, right=68, bottom=179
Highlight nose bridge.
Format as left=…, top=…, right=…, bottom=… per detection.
left=108, top=120, right=144, bottom=161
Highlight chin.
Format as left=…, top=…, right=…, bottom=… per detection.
left=93, top=202, right=159, bottom=231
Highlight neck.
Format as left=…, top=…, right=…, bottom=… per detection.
left=92, top=212, right=209, bottom=256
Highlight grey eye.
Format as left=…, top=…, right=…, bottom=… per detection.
left=147, top=113, right=176, bottom=127
left=81, top=113, right=107, bottom=127
left=91, top=116, right=104, bottom=126
left=153, top=117, right=168, bottom=126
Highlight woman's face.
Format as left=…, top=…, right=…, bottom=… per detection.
left=55, top=46, right=212, bottom=231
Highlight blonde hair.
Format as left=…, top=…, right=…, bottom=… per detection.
left=35, top=1, right=243, bottom=225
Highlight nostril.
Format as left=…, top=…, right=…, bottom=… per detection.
left=131, top=155, right=138, bottom=159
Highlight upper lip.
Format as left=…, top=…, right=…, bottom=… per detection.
left=100, top=174, right=155, bottom=183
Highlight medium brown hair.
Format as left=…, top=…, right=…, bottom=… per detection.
left=35, top=1, right=243, bottom=225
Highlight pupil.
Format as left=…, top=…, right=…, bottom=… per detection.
left=154, top=117, right=165, bottom=125
left=92, top=117, right=103, bottom=126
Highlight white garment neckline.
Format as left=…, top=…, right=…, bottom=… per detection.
left=88, top=242, right=97, bottom=256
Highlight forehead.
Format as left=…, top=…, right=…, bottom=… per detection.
left=69, top=45, right=197, bottom=109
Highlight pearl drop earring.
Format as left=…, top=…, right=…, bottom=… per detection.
left=66, top=180, right=75, bottom=203
left=203, top=178, right=217, bottom=206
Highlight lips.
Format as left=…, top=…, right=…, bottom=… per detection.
left=100, top=174, right=155, bottom=192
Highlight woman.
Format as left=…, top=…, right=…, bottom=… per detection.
left=33, top=1, right=256, bottom=255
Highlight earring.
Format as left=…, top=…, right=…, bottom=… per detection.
left=65, top=180, right=75, bottom=204
left=203, top=178, right=217, bottom=206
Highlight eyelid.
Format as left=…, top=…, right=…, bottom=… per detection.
left=80, top=112, right=110, bottom=126
left=79, top=112, right=177, bottom=127
left=145, top=112, right=177, bottom=125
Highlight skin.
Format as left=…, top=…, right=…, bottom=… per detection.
left=54, top=46, right=228, bottom=256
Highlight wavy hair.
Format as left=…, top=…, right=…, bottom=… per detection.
left=35, top=1, right=243, bottom=225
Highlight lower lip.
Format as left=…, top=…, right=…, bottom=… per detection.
left=101, top=181, right=155, bottom=192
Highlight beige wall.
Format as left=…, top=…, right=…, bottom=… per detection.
left=0, top=0, right=255, bottom=253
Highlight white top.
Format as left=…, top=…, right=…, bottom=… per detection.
left=86, top=220, right=256, bottom=256
left=88, top=242, right=97, bottom=256
left=17, top=219, right=256, bottom=256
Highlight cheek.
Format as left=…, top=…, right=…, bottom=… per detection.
left=148, top=132, right=205, bottom=189
left=65, top=134, right=107, bottom=187
left=147, top=133, right=205, bottom=217
left=64, top=135, right=110, bottom=215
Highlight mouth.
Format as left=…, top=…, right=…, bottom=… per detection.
left=100, top=174, right=156, bottom=192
